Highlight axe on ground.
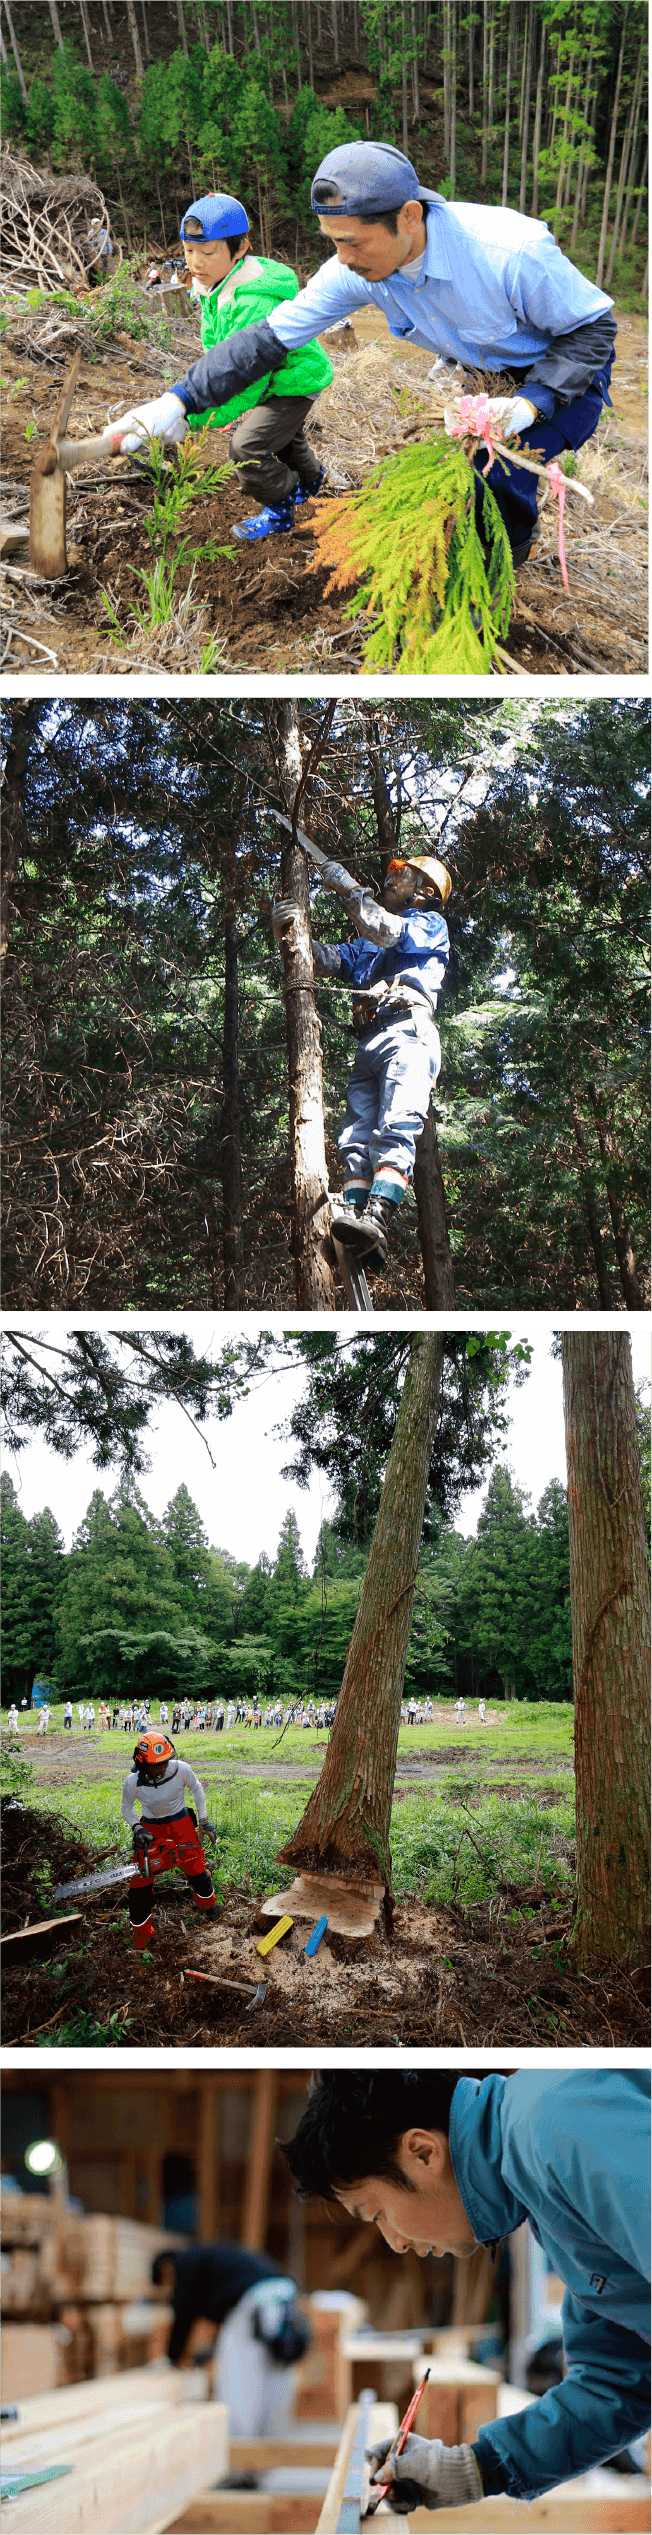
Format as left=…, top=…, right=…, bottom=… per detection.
left=30, top=350, right=127, bottom=578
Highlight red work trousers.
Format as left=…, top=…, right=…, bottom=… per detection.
left=129, top=1811, right=216, bottom=1948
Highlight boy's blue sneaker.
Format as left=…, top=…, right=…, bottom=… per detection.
left=233, top=497, right=296, bottom=542
left=295, top=468, right=326, bottom=503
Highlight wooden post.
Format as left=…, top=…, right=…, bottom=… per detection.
left=197, top=2079, right=218, bottom=2242
left=242, top=2074, right=276, bottom=2250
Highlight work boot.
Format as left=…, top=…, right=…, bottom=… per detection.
left=294, top=466, right=326, bottom=504
left=330, top=1192, right=395, bottom=1269
left=232, top=496, right=296, bottom=542
left=132, top=1917, right=154, bottom=1950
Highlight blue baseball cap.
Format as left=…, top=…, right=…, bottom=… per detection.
left=311, top=143, right=437, bottom=218
left=180, top=192, right=249, bottom=241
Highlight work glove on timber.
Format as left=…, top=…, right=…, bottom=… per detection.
left=113, top=392, right=188, bottom=453
left=366, top=2435, right=484, bottom=2514
left=271, top=899, right=301, bottom=940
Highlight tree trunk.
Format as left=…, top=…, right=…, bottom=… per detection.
left=331, top=0, right=339, bottom=64
left=125, top=0, right=144, bottom=78
left=530, top=16, right=545, bottom=215
left=562, top=1334, right=650, bottom=1968
left=467, top=0, right=474, bottom=119
left=588, top=1083, right=645, bottom=1310
left=501, top=0, right=513, bottom=205
left=278, top=1334, right=446, bottom=1887
left=620, top=84, right=644, bottom=248
left=176, top=0, right=189, bottom=53
left=220, top=904, right=245, bottom=1309
left=607, top=56, right=641, bottom=281
left=413, top=1105, right=457, bottom=1305
left=363, top=710, right=398, bottom=867
left=402, top=3, right=409, bottom=152
left=1, top=705, right=40, bottom=967
left=596, top=7, right=628, bottom=286
left=141, top=1, right=151, bottom=58
left=3, top=0, right=27, bottom=98
left=570, top=1101, right=616, bottom=1309
left=481, top=0, right=489, bottom=182
left=518, top=0, right=534, bottom=212
left=449, top=0, right=456, bottom=191
left=48, top=0, right=64, bottom=46
left=411, top=2, right=420, bottom=118
left=570, top=43, right=594, bottom=250
left=79, top=0, right=94, bottom=71
left=629, top=137, right=647, bottom=247
left=442, top=0, right=450, bottom=160
left=274, top=704, right=337, bottom=1311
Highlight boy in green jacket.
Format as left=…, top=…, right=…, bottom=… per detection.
left=117, top=191, right=333, bottom=542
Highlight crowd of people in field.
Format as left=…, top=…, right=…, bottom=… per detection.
left=7, top=1691, right=490, bottom=1734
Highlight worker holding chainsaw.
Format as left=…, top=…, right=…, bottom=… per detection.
left=120, top=1729, right=218, bottom=1951
left=272, top=842, right=450, bottom=1269
left=114, top=143, right=616, bottom=569
left=112, top=190, right=332, bottom=542
left=285, top=2069, right=651, bottom=2511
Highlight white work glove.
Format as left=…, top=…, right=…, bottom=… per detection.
left=271, top=899, right=300, bottom=940
left=317, top=858, right=360, bottom=895
left=444, top=393, right=537, bottom=442
left=366, top=2435, right=484, bottom=2514
left=114, top=391, right=188, bottom=454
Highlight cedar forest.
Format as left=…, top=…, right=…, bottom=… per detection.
left=2, top=694, right=649, bottom=1313
left=1, top=1, right=647, bottom=306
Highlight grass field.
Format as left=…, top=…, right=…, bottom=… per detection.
left=3, top=1701, right=575, bottom=1910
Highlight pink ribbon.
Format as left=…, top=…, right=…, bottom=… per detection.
left=546, top=460, right=569, bottom=590
left=447, top=392, right=498, bottom=473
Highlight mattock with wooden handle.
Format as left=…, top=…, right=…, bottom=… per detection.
left=29, top=349, right=127, bottom=578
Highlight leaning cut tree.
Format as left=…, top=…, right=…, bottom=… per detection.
left=562, top=1332, right=651, bottom=1968
left=278, top=1332, right=445, bottom=1891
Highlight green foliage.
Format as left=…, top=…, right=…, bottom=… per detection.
left=51, top=43, right=97, bottom=167
left=287, top=88, right=364, bottom=217
left=0, top=65, right=27, bottom=139
left=310, top=441, right=515, bottom=672
left=1, top=1475, right=64, bottom=1702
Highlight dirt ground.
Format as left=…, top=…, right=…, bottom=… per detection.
left=2, top=1796, right=647, bottom=2052
left=1, top=298, right=646, bottom=675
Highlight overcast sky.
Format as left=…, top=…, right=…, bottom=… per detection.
left=6, top=1325, right=649, bottom=1568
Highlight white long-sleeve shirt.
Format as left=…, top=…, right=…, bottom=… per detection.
left=121, top=1757, right=207, bottom=1828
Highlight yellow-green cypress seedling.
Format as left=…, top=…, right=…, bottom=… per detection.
left=309, top=438, right=515, bottom=672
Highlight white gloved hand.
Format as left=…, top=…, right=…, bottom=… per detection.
left=317, top=858, right=360, bottom=895
left=444, top=393, right=537, bottom=442
left=271, top=899, right=300, bottom=939
left=115, top=392, right=188, bottom=454
left=366, top=2435, right=484, bottom=2515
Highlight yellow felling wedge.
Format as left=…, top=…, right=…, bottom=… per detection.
left=256, top=1913, right=294, bottom=1957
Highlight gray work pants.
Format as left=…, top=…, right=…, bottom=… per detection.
left=229, top=396, right=320, bottom=502
left=338, top=1008, right=441, bottom=1182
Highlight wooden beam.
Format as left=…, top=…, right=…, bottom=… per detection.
left=162, top=2500, right=320, bottom=2534
left=0, top=2396, right=228, bottom=2533
left=197, top=2078, right=218, bottom=2242
left=242, top=2073, right=276, bottom=2250
left=229, top=2440, right=338, bottom=2473
left=316, top=2400, right=399, bottom=2534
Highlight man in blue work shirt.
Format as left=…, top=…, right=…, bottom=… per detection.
left=272, top=846, right=450, bottom=1268
left=112, top=142, right=616, bottom=569
left=284, top=2069, right=651, bottom=2510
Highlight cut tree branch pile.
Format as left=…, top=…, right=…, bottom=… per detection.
left=1, top=144, right=118, bottom=295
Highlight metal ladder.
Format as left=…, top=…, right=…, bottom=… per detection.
left=331, top=1233, right=375, bottom=1313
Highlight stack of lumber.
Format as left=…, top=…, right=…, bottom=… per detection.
left=0, top=2370, right=225, bottom=2534
left=1, top=2194, right=183, bottom=2396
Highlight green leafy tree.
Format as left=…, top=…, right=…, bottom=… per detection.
left=158, top=1482, right=211, bottom=1619
left=52, top=44, right=97, bottom=167
left=55, top=1483, right=185, bottom=1686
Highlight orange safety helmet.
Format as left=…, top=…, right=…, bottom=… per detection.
left=386, top=854, right=452, bottom=905
left=133, top=1731, right=175, bottom=1773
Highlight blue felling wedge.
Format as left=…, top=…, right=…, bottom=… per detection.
left=304, top=1915, right=328, bottom=1956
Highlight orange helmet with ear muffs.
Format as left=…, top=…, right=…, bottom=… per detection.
left=133, top=1732, right=175, bottom=1775
left=386, top=855, right=452, bottom=905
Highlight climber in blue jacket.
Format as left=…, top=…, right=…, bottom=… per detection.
left=284, top=2068, right=651, bottom=2509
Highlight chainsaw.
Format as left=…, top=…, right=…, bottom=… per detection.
left=53, top=1819, right=217, bottom=1905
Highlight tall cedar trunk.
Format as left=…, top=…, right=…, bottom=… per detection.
left=518, top=0, right=534, bottom=211
left=125, top=0, right=144, bottom=76
left=629, top=137, right=647, bottom=248
left=220, top=904, right=245, bottom=1309
left=481, top=0, right=489, bottom=182
left=48, top=0, right=64, bottom=45
left=449, top=0, right=456, bottom=191
left=570, top=1101, right=616, bottom=1309
left=501, top=0, right=513, bottom=204
left=413, top=1105, right=457, bottom=1305
left=588, top=1084, right=644, bottom=1310
left=1, top=705, right=40, bottom=966
left=363, top=710, right=398, bottom=866
left=3, top=0, right=27, bottom=96
left=562, top=1334, right=651, bottom=1967
left=571, top=42, right=594, bottom=250
left=79, top=0, right=94, bottom=71
left=596, top=7, right=627, bottom=285
left=530, top=17, right=544, bottom=214
left=275, top=705, right=336, bottom=1310
left=278, top=1335, right=445, bottom=1887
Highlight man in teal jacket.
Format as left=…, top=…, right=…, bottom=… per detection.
left=114, top=191, right=333, bottom=541
left=285, top=2069, right=651, bottom=2508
